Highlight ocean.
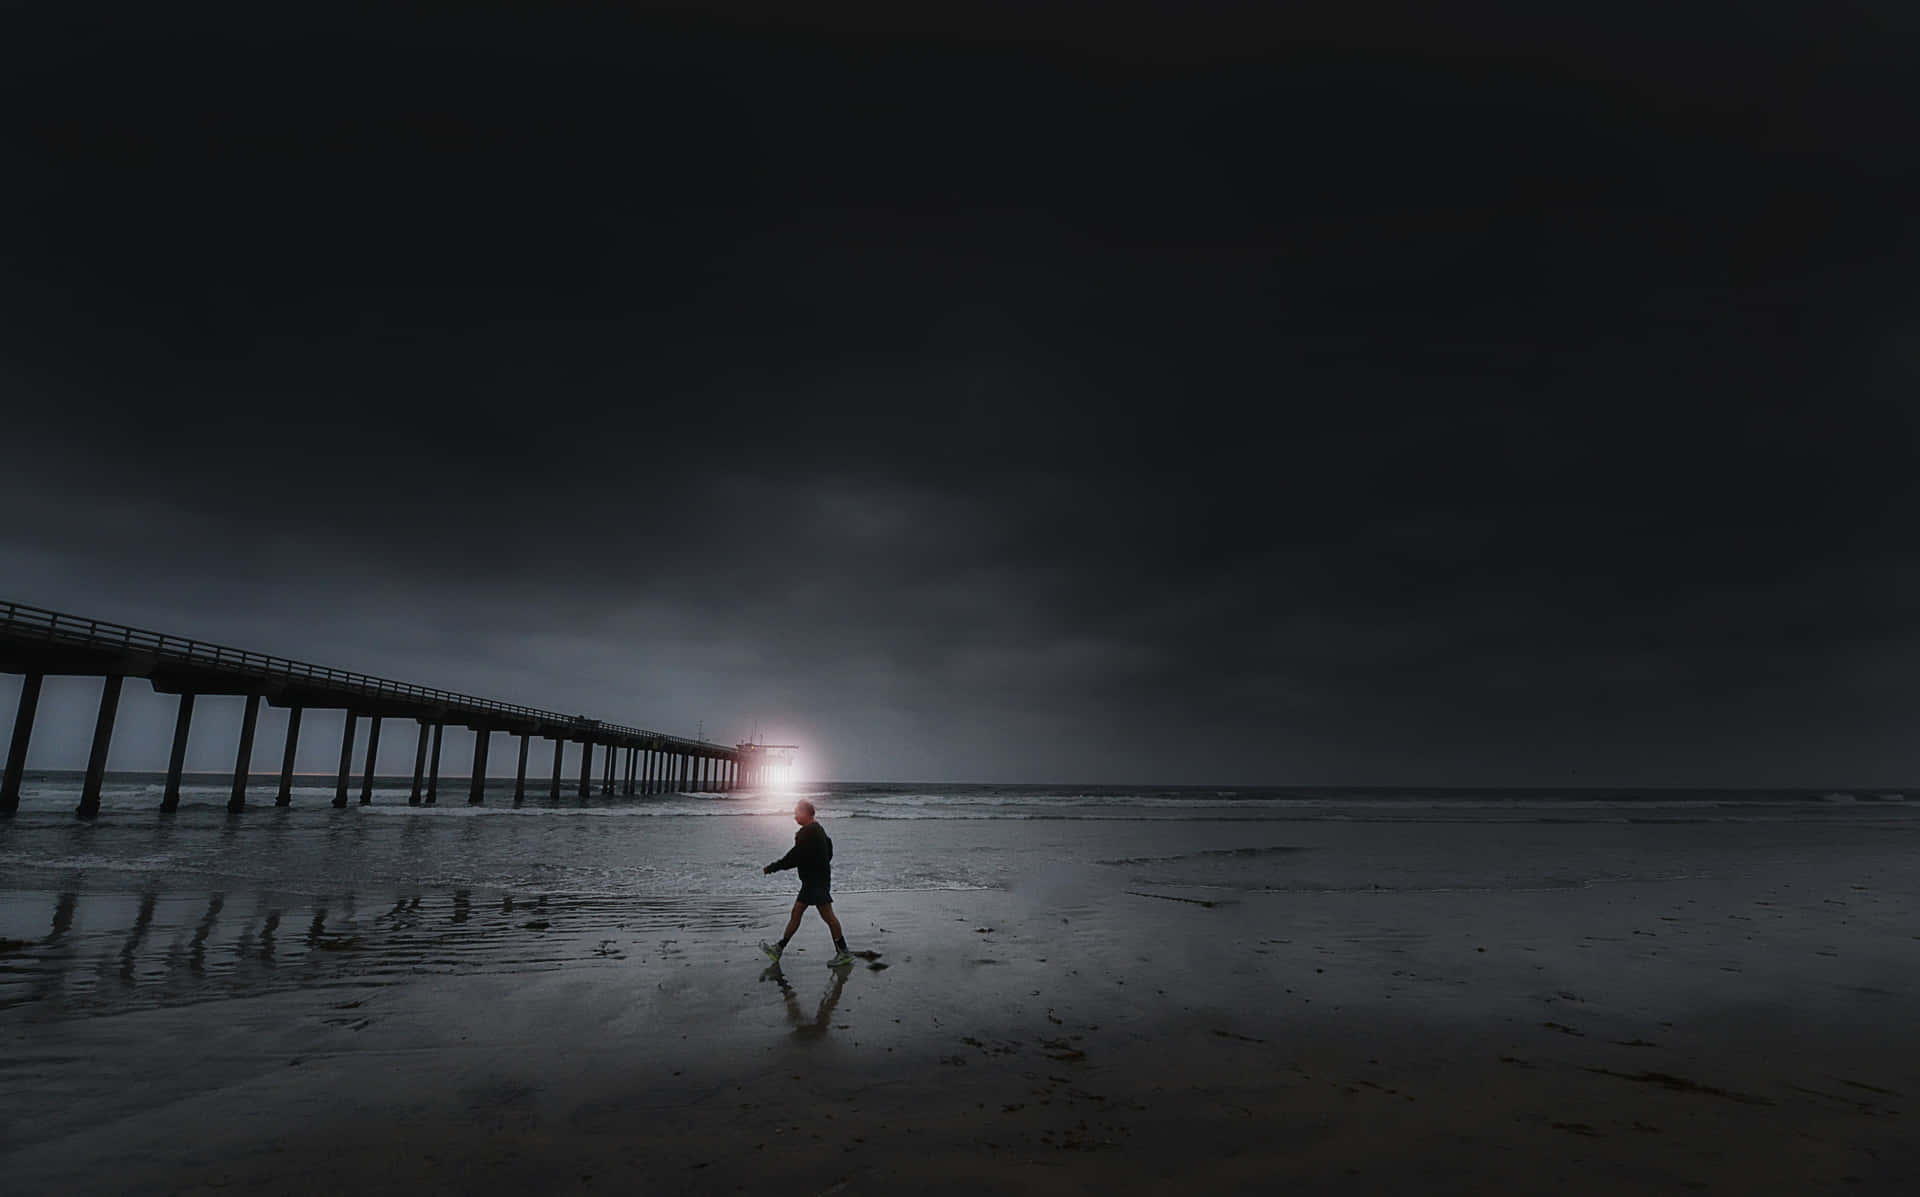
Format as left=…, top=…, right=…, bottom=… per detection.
left=4, top=774, right=1917, bottom=1018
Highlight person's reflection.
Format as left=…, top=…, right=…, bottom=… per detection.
left=761, top=961, right=850, bottom=1039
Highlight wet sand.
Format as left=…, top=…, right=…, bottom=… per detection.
left=5, top=866, right=1918, bottom=1194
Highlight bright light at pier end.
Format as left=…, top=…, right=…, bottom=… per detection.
left=737, top=740, right=801, bottom=793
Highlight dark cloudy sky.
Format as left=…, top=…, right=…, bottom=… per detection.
left=3, top=1, right=1918, bottom=785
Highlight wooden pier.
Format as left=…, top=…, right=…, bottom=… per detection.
left=0, top=600, right=786, bottom=816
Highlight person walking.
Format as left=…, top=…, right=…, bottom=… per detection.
left=760, top=799, right=854, bottom=968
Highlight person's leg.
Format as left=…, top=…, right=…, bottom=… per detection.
left=779, top=900, right=806, bottom=947
left=816, top=903, right=849, bottom=957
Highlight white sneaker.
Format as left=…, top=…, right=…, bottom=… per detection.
left=828, top=949, right=855, bottom=968
left=760, top=940, right=783, bottom=964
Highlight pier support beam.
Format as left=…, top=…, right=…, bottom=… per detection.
left=276, top=707, right=302, bottom=806
left=359, top=715, right=382, bottom=806
left=333, top=712, right=358, bottom=809
left=514, top=733, right=529, bottom=804
left=229, top=693, right=260, bottom=813
left=549, top=738, right=563, bottom=799
left=602, top=743, right=614, bottom=796
left=77, top=675, right=124, bottom=818
left=2, top=670, right=43, bottom=812
left=427, top=723, right=443, bottom=804
left=642, top=748, right=653, bottom=795
left=161, top=692, right=196, bottom=811
left=578, top=738, right=593, bottom=798
left=408, top=720, right=429, bottom=805
left=469, top=729, right=490, bottom=805
left=624, top=746, right=634, bottom=795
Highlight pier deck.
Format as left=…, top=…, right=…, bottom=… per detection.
left=0, top=600, right=782, bottom=815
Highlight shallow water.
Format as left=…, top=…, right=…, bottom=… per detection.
left=4, top=774, right=1918, bottom=1018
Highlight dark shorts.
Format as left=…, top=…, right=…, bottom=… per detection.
left=797, top=882, right=833, bottom=907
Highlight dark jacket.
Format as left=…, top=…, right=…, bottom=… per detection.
left=767, top=822, right=832, bottom=887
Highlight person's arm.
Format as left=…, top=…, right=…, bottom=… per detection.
left=765, top=830, right=804, bottom=874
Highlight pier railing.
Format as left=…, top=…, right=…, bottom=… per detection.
left=0, top=600, right=723, bottom=755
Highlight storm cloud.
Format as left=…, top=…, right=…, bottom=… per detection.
left=3, top=1, right=1917, bottom=783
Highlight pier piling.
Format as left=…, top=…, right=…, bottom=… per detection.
left=229, top=693, right=260, bottom=812
left=548, top=737, right=563, bottom=800
left=409, top=720, right=429, bottom=805
left=333, top=712, right=358, bottom=809
left=77, top=675, right=124, bottom=818
left=161, top=693, right=195, bottom=811
left=578, top=737, right=592, bottom=798
left=427, top=723, right=442, bottom=804
left=469, top=729, right=489, bottom=805
left=514, top=733, right=529, bottom=804
left=2, top=670, right=43, bottom=812
left=277, top=706, right=302, bottom=806
left=359, top=714, right=382, bottom=806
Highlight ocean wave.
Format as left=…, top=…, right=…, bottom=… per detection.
left=1095, top=845, right=1309, bottom=866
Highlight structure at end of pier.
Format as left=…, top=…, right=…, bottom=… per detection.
left=734, top=742, right=799, bottom=790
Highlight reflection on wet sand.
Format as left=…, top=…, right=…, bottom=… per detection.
left=0, top=887, right=772, bottom=1016
left=118, top=893, right=157, bottom=984
left=48, top=891, right=77, bottom=941
left=185, top=894, right=223, bottom=975
left=761, top=961, right=851, bottom=1039
left=258, top=910, right=280, bottom=964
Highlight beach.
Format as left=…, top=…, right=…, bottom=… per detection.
left=4, top=782, right=1918, bottom=1192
